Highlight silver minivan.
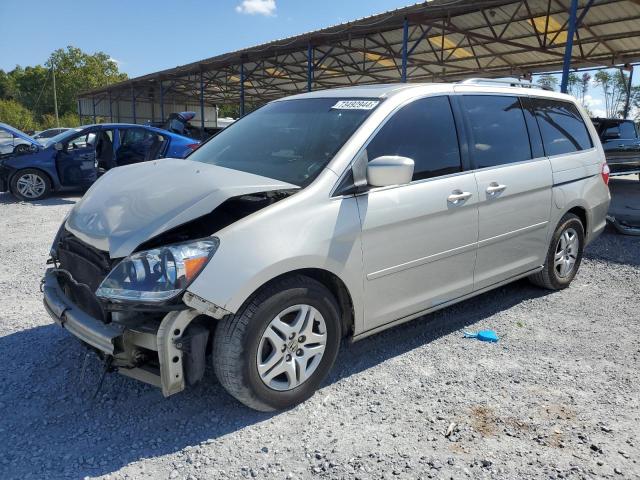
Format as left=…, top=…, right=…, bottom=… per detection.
left=43, top=80, right=610, bottom=411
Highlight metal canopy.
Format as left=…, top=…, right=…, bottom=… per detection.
left=78, top=0, right=640, bottom=118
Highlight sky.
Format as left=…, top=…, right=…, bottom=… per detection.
left=0, top=0, right=636, bottom=118
left=0, top=0, right=412, bottom=76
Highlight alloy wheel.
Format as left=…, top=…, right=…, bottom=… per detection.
left=554, top=227, right=579, bottom=278
left=16, top=173, right=46, bottom=199
left=256, top=304, right=327, bottom=391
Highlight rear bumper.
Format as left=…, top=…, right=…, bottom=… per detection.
left=607, top=215, right=640, bottom=236
left=42, top=268, right=124, bottom=354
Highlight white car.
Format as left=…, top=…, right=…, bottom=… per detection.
left=43, top=80, right=610, bottom=411
left=0, top=123, right=37, bottom=155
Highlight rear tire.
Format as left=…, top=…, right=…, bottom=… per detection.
left=212, top=275, right=342, bottom=411
left=529, top=213, right=584, bottom=290
left=10, top=169, right=52, bottom=201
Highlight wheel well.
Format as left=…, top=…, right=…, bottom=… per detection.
left=567, top=206, right=588, bottom=236
left=263, top=269, right=355, bottom=338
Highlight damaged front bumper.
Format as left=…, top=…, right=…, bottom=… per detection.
left=42, top=268, right=209, bottom=396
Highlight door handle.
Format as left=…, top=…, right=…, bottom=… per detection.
left=447, top=190, right=472, bottom=204
left=486, top=182, right=507, bottom=196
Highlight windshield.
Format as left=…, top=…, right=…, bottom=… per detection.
left=43, top=128, right=84, bottom=148
left=187, top=98, right=379, bottom=186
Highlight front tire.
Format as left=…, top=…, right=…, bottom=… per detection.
left=529, top=213, right=584, bottom=290
left=213, top=275, right=342, bottom=411
left=10, top=169, right=52, bottom=201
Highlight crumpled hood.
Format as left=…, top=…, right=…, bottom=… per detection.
left=65, top=159, right=298, bottom=258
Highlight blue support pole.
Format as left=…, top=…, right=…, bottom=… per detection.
left=307, top=42, right=313, bottom=92
left=92, top=97, right=97, bottom=123
left=560, top=0, right=579, bottom=93
left=78, top=99, right=82, bottom=124
left=159, top=81, right=165, bottom=122
left=401, top=17, right=409, bottom=83
left=240, top=61, right=245, bottom=117
left=108, top=91, right=113, bottom=122
left=131, top=85, right=137, bottom=123
left=200, top=71, right=205, bottom=132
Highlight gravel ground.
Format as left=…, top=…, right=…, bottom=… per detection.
left=0, top=191, right=639, bottom=480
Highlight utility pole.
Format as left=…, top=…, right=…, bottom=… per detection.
left=51, top=60, right=60, bottom=128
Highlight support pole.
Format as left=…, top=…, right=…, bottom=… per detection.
left=200, top=70, right=205, bottom=133
left=77, top=99, right=82, bottom=124
left=92, top=97, right=97, bottom=123
left=307, top=41, right=313, bottom=92
left=560, top=0, right=579, bottom=93
left=51, top=61, right=60, bottom=128
left=623, top=66, right=634, bottom=119
left=240, top=61, right=245, bottom=117
left=159, top=80, right=165, bottom=122
left=401, top=17, right=409, bottom=83
left=108, top=91, right=113, bottom=122
left=131, top=85, right=137, bottom=123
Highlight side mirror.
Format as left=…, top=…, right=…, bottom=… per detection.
left=366, top=156, right=414, bottom=187
left=54, top=142, right=64, bottom=151
left=29, top=144, right=39, bottom=152
left=603, top=131, right=620, bottom=140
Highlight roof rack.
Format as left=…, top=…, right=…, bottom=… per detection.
left=458, top=78, right=553, bottom=91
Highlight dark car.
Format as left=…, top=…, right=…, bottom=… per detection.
left=147, top=111, right=226, bottom=141
left=0, top=122, right=199, bottom=201
left=591, top=118, right=640, bottom=179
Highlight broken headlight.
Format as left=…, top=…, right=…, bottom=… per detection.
left=96, top=238, right=219, bottom=303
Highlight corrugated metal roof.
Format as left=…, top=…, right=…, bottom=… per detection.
left=80, top=0, right=640, bottom=107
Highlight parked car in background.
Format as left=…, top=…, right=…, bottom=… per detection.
left=148, top=111, right=232, bottom=141
left=591, top=117, right=640, bottom=179
left=0, top=123, right=199, bottom=201
left=33, top=128, right=72, bottom=143
left=0, top=123, right=37, bottom=155
left=43, top=80, right=610, bottom=411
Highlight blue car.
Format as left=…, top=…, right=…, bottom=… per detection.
left=0, top=123, right=199, bottom=201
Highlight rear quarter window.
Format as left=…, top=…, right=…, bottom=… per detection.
left=530, top=98, right=593, bottom=156
left=619, top=121, right=638, bottom=139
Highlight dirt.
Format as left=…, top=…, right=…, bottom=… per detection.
left=0, top=191, right=639, bottom=480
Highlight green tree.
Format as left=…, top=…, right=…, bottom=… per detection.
left=0, top=99, right=35, bottom=131
left=567, top=72, right=591, bottom=105
left=537, top=74, right=558, bottom=91
left=629, top=85, right=640, bottom=121
left=46, top=46, right=127, bottom=117
left=0, top=46, right=127, bottom=128
left=594, top=70, right=629, bottom=118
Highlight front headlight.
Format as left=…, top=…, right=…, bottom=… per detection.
left=96, top=238, right=219, bottom=303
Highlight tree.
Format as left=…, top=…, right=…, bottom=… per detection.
left=0, top=99, right=35, bottom=131
left=0, top=46, right=127, bottom=129
left=537, top=74, right=558, bottom=91
left=567, top=72, right=591, bottom=105
left=594, top=70, right=629, bottom=118
left=45, top=46, right=127, bottom=117
left=629, top=85, right=640, bottom=121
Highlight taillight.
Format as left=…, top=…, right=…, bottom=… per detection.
left=187, top=143, right=200, bottom=151
left=601, top=162, right=610, bottom=185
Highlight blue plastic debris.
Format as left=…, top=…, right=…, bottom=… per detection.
left=463, top=329, right=499, bottom=342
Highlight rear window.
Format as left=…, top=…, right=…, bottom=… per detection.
left=461, top=95, right=532, bottom=168
left=605, top=121, right=638, bottom=139
left=530, top=98, right=593, bottom=156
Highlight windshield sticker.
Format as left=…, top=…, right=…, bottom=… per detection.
left=331, top=100, right=379, bottom=110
